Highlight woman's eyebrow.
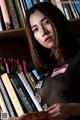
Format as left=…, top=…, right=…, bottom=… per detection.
left=31, top=17, right=47, bottom=29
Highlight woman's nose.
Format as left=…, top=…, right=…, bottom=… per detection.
left=40, top=26, right=48, bottom=37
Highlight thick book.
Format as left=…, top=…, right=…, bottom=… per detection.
left=10, top=74, right=38, bottom=112
left=1, top=73, right=24, bottom=116
left=8, top=111, right=49, bottom=120
left=0, top=90, right=10, bottom=118
left=18, top=72, right=43, bottom=111
left=0, top=0, right=12, bottom=29
left=5, top=0, right=20, bottom=29
left=0, top=78, right=16, bottom=117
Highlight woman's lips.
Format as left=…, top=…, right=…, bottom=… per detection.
left=45, top=36, right=52, bottom=42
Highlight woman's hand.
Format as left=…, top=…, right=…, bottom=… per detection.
left=46, top=103, right=71, bottom=120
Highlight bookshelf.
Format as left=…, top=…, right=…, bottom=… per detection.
left=0, top=0, right=80, bottom=119
left=0, top=18, right=80, bottom=70
left=0, top=28, right=33, bottom=71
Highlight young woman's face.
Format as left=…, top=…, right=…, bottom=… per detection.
left=30, top=11, right=56, bottom=49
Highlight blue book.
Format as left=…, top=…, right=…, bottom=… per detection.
left=25, top=0, right=33, bottom=9
left=73, top=0, right=80, bottom=13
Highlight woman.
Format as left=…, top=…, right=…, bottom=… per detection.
left=25, top=2, right=80, bottom=120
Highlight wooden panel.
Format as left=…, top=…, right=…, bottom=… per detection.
left=68, top=18, right=80, bottom=40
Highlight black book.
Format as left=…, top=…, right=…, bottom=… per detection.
left=10, top=74, right=38, bottom=112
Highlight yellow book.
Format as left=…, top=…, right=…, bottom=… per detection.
left=1, top=73, right=24, bottom=116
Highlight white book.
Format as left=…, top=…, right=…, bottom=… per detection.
left=55, top=0, right=65, bottom=15
left=18, top=72, right=43, bottom=111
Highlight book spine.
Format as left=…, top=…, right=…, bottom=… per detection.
left=0, top=0, right=12, bottom=29
left=18, top=72, right=43, bottom=111
left=50, top=0, right=57, bottom=6
left=1, top=73, right=24, bottom=116
left=26, top=73, right=35, bottom=89
left=13, top=0, right=25, bottom=28
left=22, top=61, right=28, bottom=73
left=0, top=7, right=4, bottom=31
left=39, top=0, right=44, bottom=2
left=5, top=0, right=20, bottom=29
left=26, top=72, right=36, bottom=89
left=0, top=90, right=10, bottom=117
left=19, top=0, right=26, bottom=20
left=25, top=0, right=33, bottom=9
left=11, top=75, right=37, bottom=112
left=0, top=78, right=16, bottom=117
left=31, top=0, right=39, bottom=5
left=22, top=0, right=28, bottom=12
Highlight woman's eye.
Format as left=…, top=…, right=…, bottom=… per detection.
left=33, top=28, right=38, bottom=33
left=44, top=20, right=49, bottom=25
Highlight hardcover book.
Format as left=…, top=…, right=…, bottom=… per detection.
left=11, top=74, right=38, bottom=112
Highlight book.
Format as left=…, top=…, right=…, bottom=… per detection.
left=22, top=0, right=28, bottom=13
left=62, top=3, right=74, bottom=20
left=0, top=90, right=10, bottom=117
left=8, top=111, right=49, bottom=120
left=0, top=0, right=12, bottom=29
left=71, top=0, right=80, bottom=18
left=25, top=0, right=33, bottom=9
left=5, top=0, right=20, bottom=29
left=31, top=0, right=39, bottom=4
left=54, top=0, right=65, bottom=15
left=1, top=73, right=24, bottom=116
left=13, top=0, right=25, bottom=28
left=0, top=8, right=3, bottom=31
left=50, top=0, right=57, bottom=6
left=39, top=0, right=45, bottom=2
left=18, top=72, right=43, bottom=111
left=10, top=74, right=38, bottom=112
left=73, top=0, right=80, bottom=13
left=26, top=72, right=36, bottom=89
left=0, top=78, right=16, bottom=117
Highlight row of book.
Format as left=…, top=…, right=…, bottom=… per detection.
left=51, top=0, right=80, bottom=20
left=0, top=0, right=50, bottom=31
left=0, top=57, right=28, bottom=75
left=0, top=0, right=80, bottom=31
left=0, top=70, right=43, bottom=119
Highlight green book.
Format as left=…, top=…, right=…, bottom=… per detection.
left=13, top=0, right=25, bottom=28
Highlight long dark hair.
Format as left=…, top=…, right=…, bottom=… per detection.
left=25, top=2, right=73, bottom=74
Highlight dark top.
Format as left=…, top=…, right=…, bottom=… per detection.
left=35, top=51, right=80, bottom=119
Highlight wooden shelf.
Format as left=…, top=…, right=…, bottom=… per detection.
left=0, top=18, right=79, bottom=71
left=0, top=28, right=27, bottom=46
left=68, top=18, right=80, bottom=40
